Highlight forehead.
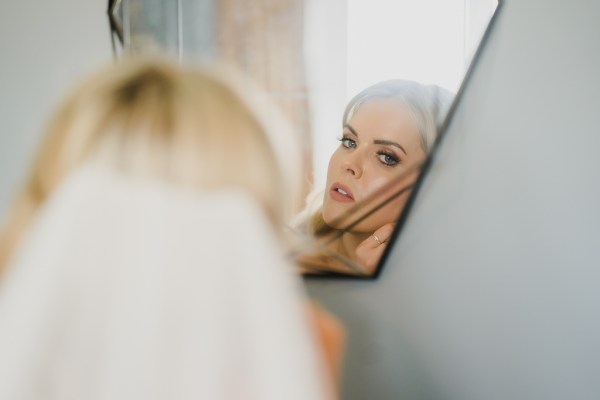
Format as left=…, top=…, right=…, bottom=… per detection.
left=348, top=98, right=421, bottom=142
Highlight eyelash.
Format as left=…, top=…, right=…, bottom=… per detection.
left=337, top=135, right=401, bottom=167
left=377, top=150, right=400, bottom=166
left=338, top=135, right=356, bottom=149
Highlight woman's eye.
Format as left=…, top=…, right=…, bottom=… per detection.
left=340, top=137, right=357, bottom=149
left=377, top=152, right=400, bottom=166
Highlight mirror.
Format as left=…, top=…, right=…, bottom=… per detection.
left=107, top=0, right=499, bottom=278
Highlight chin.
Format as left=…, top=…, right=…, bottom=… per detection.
left=322, top=203, right=354, bottom=229
left=322, top=208, right=342, bottom=229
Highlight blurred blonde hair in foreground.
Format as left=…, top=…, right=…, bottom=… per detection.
left=0, top=57, right=301, bottom=273
left=0, top=59, right=333, bottom=399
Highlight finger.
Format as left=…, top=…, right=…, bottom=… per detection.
left=360, top=233, right=383, bottom=250
left=355, top=239, right=388, bottom=270
left=372, top=223, right=396, bottom=243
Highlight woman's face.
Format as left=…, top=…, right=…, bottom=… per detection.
left=323, top=98, right=426, bottom=233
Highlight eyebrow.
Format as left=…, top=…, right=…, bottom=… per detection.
left=344, top=124, right=408, bottom=155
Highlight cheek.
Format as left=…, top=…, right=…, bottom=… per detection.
left=361, top=175, right=390, bottom=198
left=353, top=188, right=411, bottom=232
left=352, top=172, right=417, bottom=232
left=325, top=150, right=350, bottom=195
left=377, top=190, right=410, bottom=219
left=326, top=150, right=342, bottom=179
left=368, top=167, right=420, bottom=196
left=325, top=159, right=335, bottom=183
left=322, top=154, right=343, bottom=226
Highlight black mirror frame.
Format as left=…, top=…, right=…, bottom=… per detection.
left=108, top=0, right=124, bottom=57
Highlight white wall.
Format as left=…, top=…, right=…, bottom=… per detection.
left=0, top=1, right=112, bottom=221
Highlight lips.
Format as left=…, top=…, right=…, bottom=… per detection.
left=330, top=182, right=355, bottom=203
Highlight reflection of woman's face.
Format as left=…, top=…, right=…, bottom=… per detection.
left=323, top=98, right=426, bottom=233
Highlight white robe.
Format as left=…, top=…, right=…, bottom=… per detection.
left=0, top=166, right=331, bottom=400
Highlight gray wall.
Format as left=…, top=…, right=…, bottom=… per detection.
left=307, top=1, right=600, bottom=399
left=2, top=2, right=599, bottom=398
left=0, top=1, right=112, bottom=221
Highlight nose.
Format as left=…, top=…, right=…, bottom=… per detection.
left=341, top=152, right=363, bottom=179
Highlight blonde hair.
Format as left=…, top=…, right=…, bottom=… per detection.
left=298, top=80, right=453, bottom=236
left=0, top=58, right=299, bottom=273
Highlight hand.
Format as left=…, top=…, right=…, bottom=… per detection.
left=355, top=223, right=396, bottom=272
